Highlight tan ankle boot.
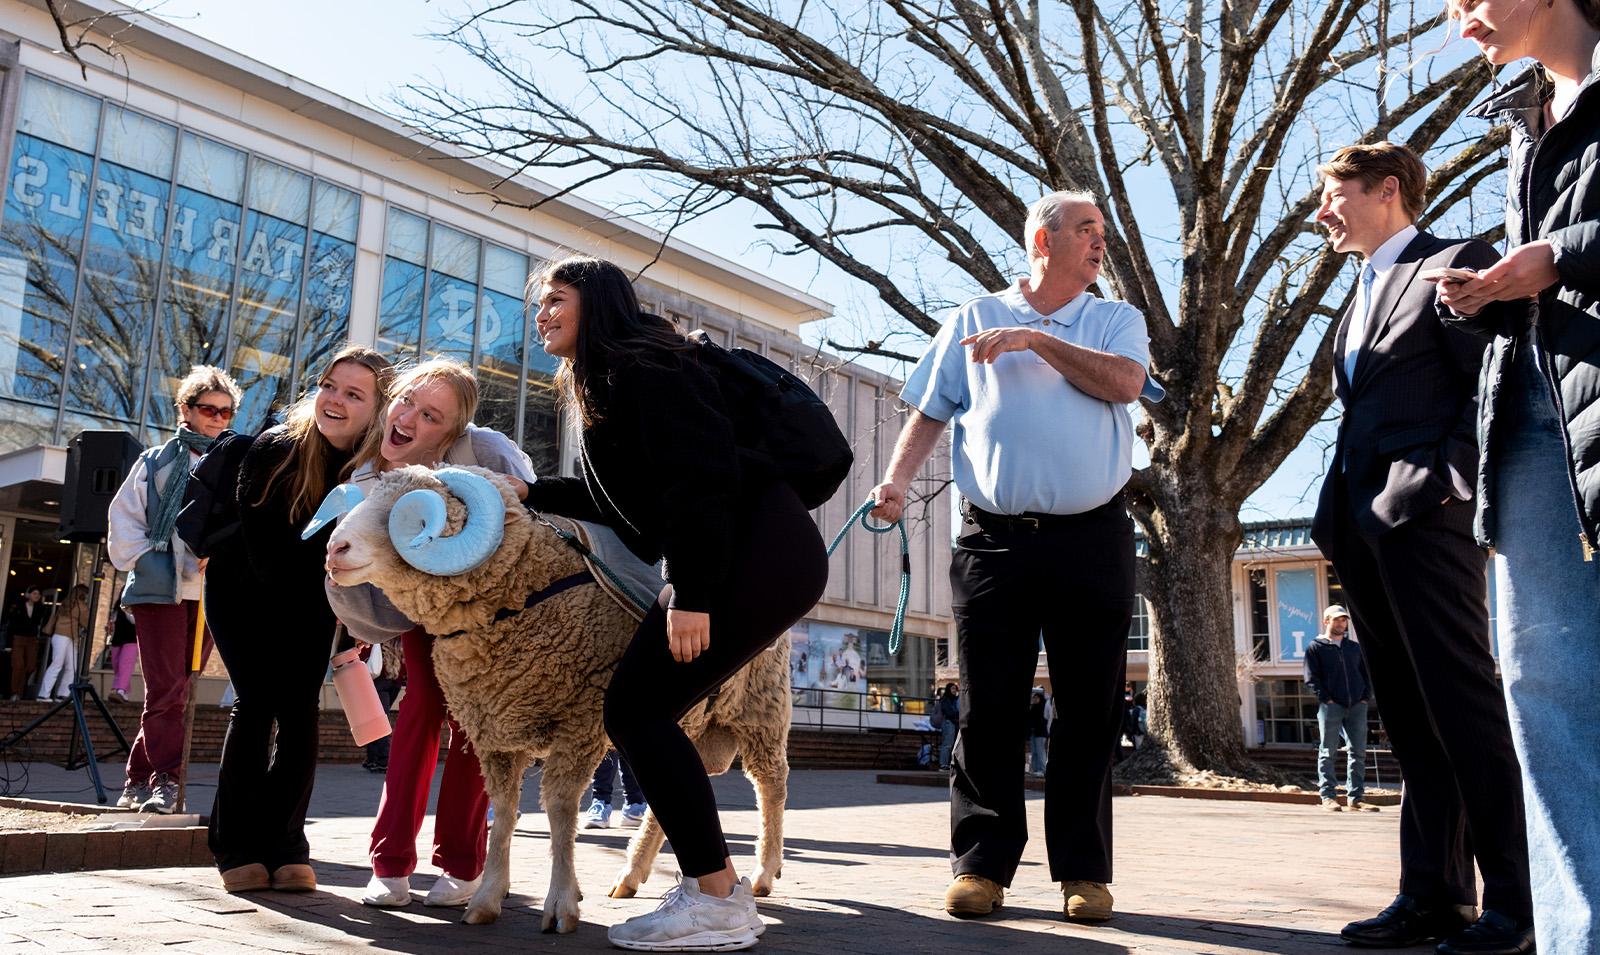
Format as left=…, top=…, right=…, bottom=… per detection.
left=1062, top=880, right=1113, bottom=922
left=270, top=864, right=317, bottom=892
left=945, top=873, right=1004, bottom=917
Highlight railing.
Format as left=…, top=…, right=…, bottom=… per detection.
left=788, top=684, right=939, bottom=733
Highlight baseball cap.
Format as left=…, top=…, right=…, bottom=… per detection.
left=1323, top=604, right=1351, bottom=621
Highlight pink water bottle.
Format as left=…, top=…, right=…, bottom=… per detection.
left=330, top=648, right=392, bottom=746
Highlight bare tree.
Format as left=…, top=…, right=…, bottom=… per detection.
left=403, top=0, right=1504, bottom=775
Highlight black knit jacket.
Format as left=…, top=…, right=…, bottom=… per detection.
left=525, top=348, right=741, bottom=613
left=1453, top=43, right=1600, bottom=551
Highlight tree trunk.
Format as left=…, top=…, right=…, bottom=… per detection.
left=1141, top=506, right=1253, bottom=775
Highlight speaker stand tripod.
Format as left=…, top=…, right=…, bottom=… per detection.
left=0, top=678, right=129, bottom=803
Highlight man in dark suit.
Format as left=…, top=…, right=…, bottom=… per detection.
left=1310, top=142, right=1533, bottom=955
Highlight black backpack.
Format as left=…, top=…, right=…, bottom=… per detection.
left=689, top=330, right=852, bottom=510
left=176, top=430, right=256, bottom=558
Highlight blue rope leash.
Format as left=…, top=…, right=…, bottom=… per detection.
left=826, top=499, right=910, bottom=655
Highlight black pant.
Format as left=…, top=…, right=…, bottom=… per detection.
left=1320, top=486, right=1532, bottom=918
left=604, top=481, right=827, bottom=878
left=205, top=559, right=338, bottom=873
left=949, top=497, right=1133, bottom=886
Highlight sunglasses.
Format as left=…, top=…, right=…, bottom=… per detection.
left=188, top=401, right=236, bottom=421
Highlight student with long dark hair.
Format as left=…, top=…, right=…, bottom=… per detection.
left=204, top=346, right=392, bottom=894
left=1437, top=2, right=1600, bottom=950
left=524, top=256, right=828, bottom=952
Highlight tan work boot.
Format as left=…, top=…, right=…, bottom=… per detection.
left=1347, top=800, right=1381, bottom=812
left=1321, top=797, right=1344, bottom=812
left=1062, top=880, right=1113, bottom=922
left=944, top=873, right=1004, bottom=917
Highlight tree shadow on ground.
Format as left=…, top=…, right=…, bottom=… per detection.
left=532, top=826, right=960, bottom=865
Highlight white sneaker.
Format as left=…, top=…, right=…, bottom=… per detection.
left=423, top=872, right=481, bottom=907
left=582, top=798, right=613, bottom=829
left=619, top=802, right=648, bottom=829
left=361, top=874, right=411, bottom=907
left=607, top=875, right=760, bottom=951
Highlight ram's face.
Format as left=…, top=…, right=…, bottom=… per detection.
left=308, top=465, right=507, bottom=585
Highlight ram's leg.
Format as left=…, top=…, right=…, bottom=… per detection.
left=609, top=807, right=666, bottom=899
left=737, top=726, right=789, bottom=897
left=539, top=739, right=606, bottom=933
left=464, top=750, right=529, bottom=925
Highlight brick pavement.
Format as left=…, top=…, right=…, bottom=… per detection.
left=0, top=760, right=1407, bottom=954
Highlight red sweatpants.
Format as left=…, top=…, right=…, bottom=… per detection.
left=369, top=627, right=488, bottom=880
left=126, top=600, right=213, bottom=785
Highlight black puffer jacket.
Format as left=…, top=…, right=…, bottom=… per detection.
left=1453, top=42, right=1600, bottom=553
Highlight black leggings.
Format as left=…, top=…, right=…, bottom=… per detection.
left=603, top=481, right=827, bottom=877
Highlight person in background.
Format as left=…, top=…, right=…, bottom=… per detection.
left=1027, top=689, right=1049, bottom=777
left=1439, top=3, right=1600, bottom=949
left=107, top=365, right=238, bottom=813
left=1303, top=606, right=1377, bottom=813
left=583, top=749, right=648, bottom=830
left=331, top=359, right=534, bottom=910
left=363, top=643, right=400, bottom=774
left=6, top=587, right=49, bottom=700
left=106, top=598, right=138, bottom=703
left=35, top=584, right=88, bottom=701
left=204, top=346, right=392, bottom=894
left=937, top=683, right=960, bottom=772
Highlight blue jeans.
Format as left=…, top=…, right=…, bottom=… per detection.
left=1316, top=701, right=1368, bottom=801
left=590, top=749, right=643, bottom=807
left=939, top=720, right=958, bottom=770
left=1029, top=735, right=1048, bottom=775
left=1491, top=347, right=1600, bottom=949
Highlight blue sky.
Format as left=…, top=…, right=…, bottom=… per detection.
left=146, top=0, right=1468, bottom=522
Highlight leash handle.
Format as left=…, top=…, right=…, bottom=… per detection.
left=827, top=499, right=911, bottom=655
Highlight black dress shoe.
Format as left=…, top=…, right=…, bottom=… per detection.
left=1435, top=910, right=1535, bottom=955
left=1342, top=894, right=1476, bottom=947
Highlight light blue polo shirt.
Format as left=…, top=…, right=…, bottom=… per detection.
left=900, top=282, right=1162, bottom=516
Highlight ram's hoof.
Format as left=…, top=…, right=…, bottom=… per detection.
left=608, top=879, right=638, bottom=899
left=540, top=909, right=580, bottom=933
left=462, top=904, right=500, bottom=925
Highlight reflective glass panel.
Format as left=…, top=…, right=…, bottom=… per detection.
left=149, top=133, right=245, bottom=433
left=422, top=224, right=477, bottom=363
left=1, top=130, right=94, bottom=409
left=67, top=109, right=177, bottom=421
left=377, top=208, right=427, bottom=360
left=297, top=185, right=359, bottom=394
left=230, top=160, right=309, bottom=430
left=477, top=244, right=526, bottom=447
left=18, top=76, right=100, bottom=155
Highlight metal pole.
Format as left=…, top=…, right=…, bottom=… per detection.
left=176, top=588, right=205, bottom=813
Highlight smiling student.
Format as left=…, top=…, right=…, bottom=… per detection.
left=203, top=346, right=392, bottom=894
left=332, top=358, right=536, bottom=911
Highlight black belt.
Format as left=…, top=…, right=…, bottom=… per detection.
left=962, top=493, right=1124, bottom=533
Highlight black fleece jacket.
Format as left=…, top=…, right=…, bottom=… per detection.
left=525, top=348, right=741, bottom=613
left=209, top=426, right=353, bottom=618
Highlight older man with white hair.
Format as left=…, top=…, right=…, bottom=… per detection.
left=870, top=190, right=1162, bottom=924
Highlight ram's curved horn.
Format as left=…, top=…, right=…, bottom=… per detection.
left=387, top=468, right=506, bottom=576
left=301, top=483, right=366, bottom=540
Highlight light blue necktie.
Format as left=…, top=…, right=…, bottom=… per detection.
left=1344, top=263, right=1376, bottom=384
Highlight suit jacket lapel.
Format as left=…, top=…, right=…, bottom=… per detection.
left=1333, top=298, right=1356, bottom=403
left=1350, top=232, right=1433, bottom=395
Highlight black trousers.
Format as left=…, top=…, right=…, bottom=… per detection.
left=949, top=496, right=1133, bottom=886
left=205, top=559, right=337, bottom=873
left=1320, top=484, right=1532, bottom=918
left=604, top=481, right=827, bottom=878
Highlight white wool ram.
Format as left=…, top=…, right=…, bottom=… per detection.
left=315, top=466, right=792, bottom=931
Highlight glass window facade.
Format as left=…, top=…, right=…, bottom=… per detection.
left=0, top=73, right=361, bottom=441
left=1127, top=593, right=1150, bottom=651
left=377, top=207, right=555, bottom=473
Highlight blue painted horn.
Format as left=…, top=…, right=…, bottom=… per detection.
left=387, top=468, right=506, bottom=576
left=302, top=483, right=367, bottom=540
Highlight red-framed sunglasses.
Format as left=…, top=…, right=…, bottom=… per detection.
left=188, top=401, right=236, bottom=421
